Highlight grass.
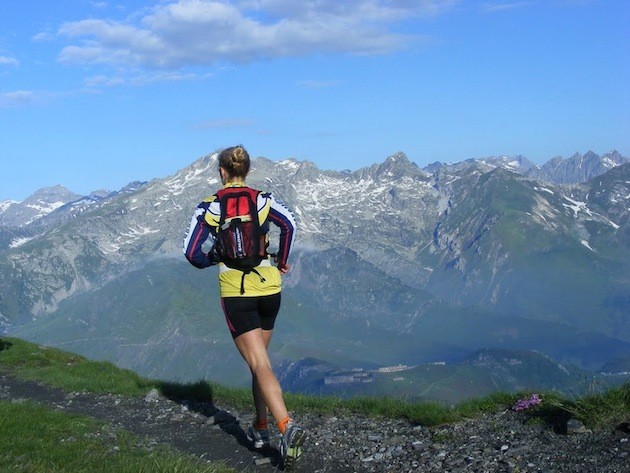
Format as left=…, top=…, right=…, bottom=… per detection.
left=1, top=335, right=628, bottom=432
left=0, top=338, right=630, bottom=466
left=0, top=400, right=231, bottom=472
left=548, top=382, right=630, bottom=428
left=0, top=337, right=231, bottom=472
left=0, top=337, right=156, bottom=395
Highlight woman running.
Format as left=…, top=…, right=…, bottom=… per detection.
left=183, top=145, right=306, bottom=467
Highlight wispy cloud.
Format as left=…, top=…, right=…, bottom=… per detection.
left=84, top=70, right=213, bottom=88
left=482, top=1, right=535, bottom=12
left=83, top=75, right=126, bottom=88
left=0, top=69, right=211, bottom=111
left=0, top=56, right=19, bottom=67
left=0, top=89, right=78, bottom=108
left=298, top=79, right=342, bottom=89
left=193, top=118, right=256, bottom=129
left=55, top=0, right=456, bottom=70
left=0, top=90, right=39, bottom=108
left=32, top=31, right=55, bottom=42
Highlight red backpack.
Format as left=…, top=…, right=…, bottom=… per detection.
left=214, top=187, right=268, bottom=285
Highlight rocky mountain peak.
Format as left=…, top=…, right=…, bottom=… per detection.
left=293, top=160, right=322, bottom=181
left=527, top=150, right=629, bottom=184
left=88, top=189, right=113, bottom=199
left=26, top=184, right=80, bottom=203
left=0, top=185, right=82, bottom=228
left=359, top=151, right=429, bottom=182
left=0, top=200, right=18, bottom=213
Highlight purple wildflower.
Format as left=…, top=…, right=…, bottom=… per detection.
left=513, top=393, right=542, bottom=411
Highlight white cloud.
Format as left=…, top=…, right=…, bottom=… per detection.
left=84, top=70, right=212, bottom=88
left=0, top=56, right=19, bottom=67
left=238, top=0, right=455, bottom=22
left=32, top=31, right=55, bottom=42
left=482, top=1, right=534, bottom=12
left=0, top=89, right=77, bottom=108
left=0, top=90, right=38, bottom=107
left=56, top=0, right=454, bottom=69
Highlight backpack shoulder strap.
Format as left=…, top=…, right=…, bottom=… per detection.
left=202, top=194, right=221, bottom=228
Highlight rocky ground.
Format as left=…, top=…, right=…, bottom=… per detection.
left=1, top=372, right=628, bottom=472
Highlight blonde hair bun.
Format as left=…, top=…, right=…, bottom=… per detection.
left=218, top=145, right=251, bottom=178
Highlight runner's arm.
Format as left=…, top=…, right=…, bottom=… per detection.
left=267, top=195, right=296, bottom=270
left=183, top=204, right=218, bottom=268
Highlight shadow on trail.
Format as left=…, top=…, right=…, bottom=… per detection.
left=158, top=379, right=282, bottom=469
left=0, top=339, right=286, bottom=470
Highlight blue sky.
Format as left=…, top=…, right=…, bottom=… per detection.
left=1, top=0, right=628, bottom=201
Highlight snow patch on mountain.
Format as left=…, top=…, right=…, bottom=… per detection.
left=122, top=225, right=160, bottom=238
left=279, top=159, right=300, bottom=170
left=0, top=200, right=18, bottom=213
left=563, top=196, right=592, bottom=218
left=164, top=169, right=219, bottom=196
left=9, top=237, right=35, bottom=248
left=26, top=200, right=66, bottom=213
left=534, top=186, right=554, bottom=195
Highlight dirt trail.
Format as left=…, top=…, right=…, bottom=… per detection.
left=3, top=371, right=628, bottom=472
left=0, top=372, right=324, bottom=472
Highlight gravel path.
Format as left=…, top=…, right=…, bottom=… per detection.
left=1, top=373, right=628, bottom=472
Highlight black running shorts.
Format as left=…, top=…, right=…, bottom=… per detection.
left=220, top=293, right=282, bottom=339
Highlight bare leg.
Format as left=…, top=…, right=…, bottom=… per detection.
left=233, top=328, right=289, bottom=425
left=252, top=329, right=273, bottom=424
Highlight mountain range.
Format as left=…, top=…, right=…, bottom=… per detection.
left=0, top=149, right=628, bottom=402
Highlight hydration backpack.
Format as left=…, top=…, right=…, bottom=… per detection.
left=214, top=187, right=268, bottom=292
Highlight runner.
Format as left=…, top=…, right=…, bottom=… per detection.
left=183, top=145, right=306, bottom=467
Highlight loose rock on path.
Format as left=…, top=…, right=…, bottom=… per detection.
left=1, top=373, right=628, bottom=472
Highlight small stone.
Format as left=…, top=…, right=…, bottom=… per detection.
left=205, top=416, right=217, bottom=425
left=254, top=457, right=271, bottom=466
left=144, top=388, right=160, bottom=403
left=412, top=440, right=425, bottom=450
left=566, top=419, right=591, bottom=435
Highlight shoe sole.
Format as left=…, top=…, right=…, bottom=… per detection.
left=284, top=430, right=307, bottom=468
